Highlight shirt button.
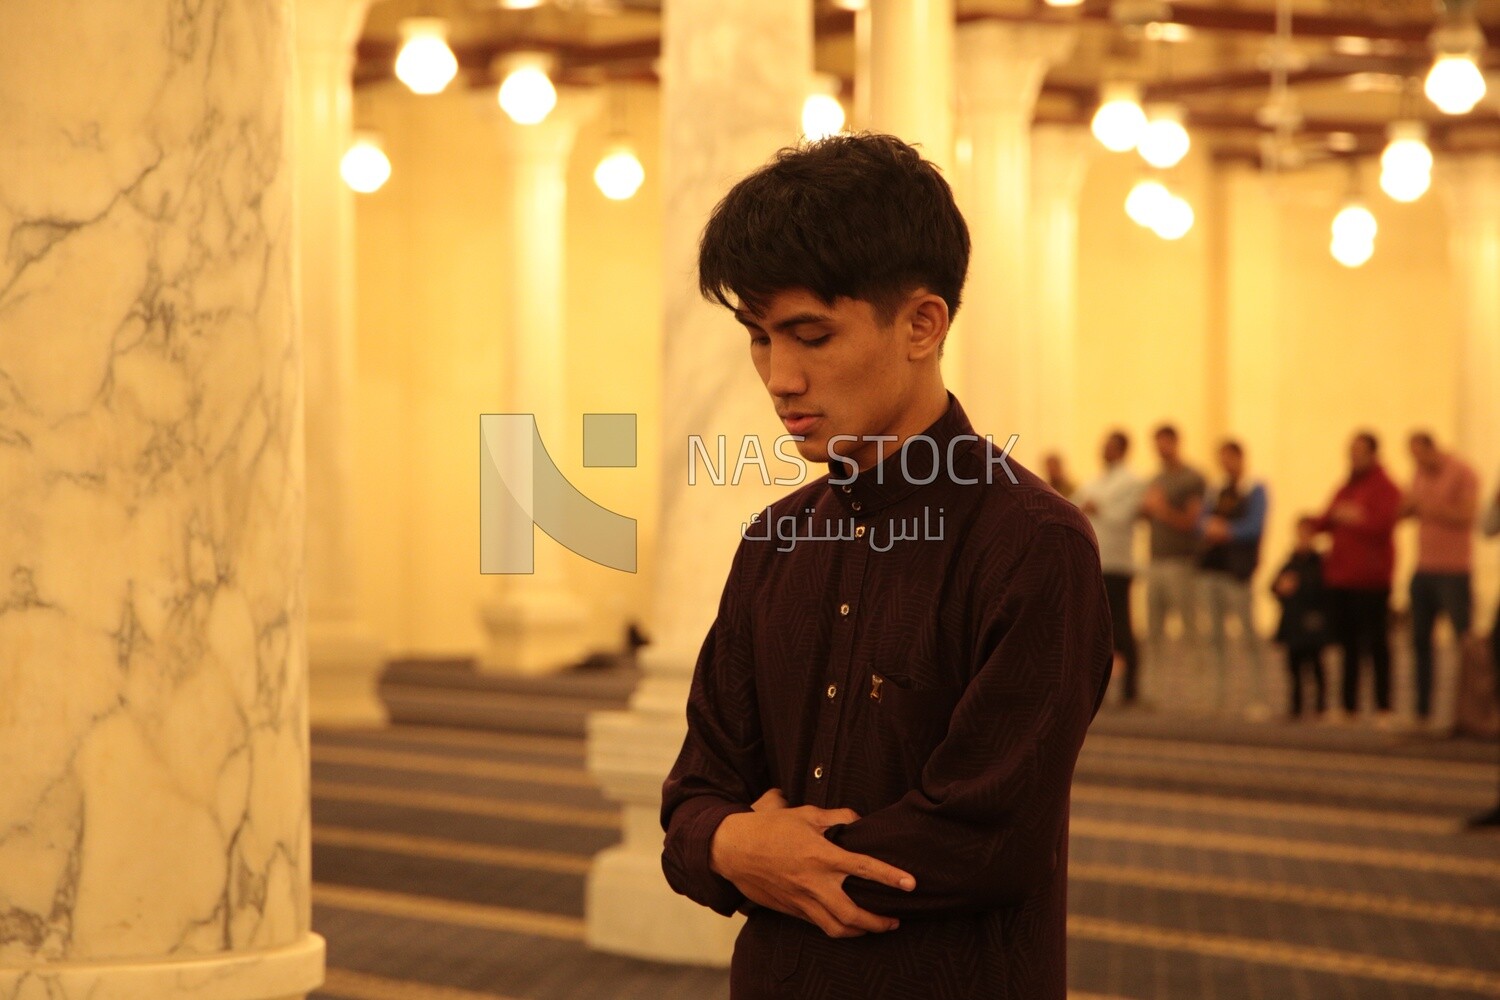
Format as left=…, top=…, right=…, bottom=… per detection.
left=840, top=484, right=852, bottom=494
left=826, top=684, right=837, bottom=698
left=855, top=525, right=866, bottom=538
left=814, top=765, right=824, bottom=780
left=851, top=501, right=862, bottom=512
left=839, top=602, right=850, bottom=616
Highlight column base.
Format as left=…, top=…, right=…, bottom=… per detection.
left=0, top=934, right=324, bottom=1000
left=308, top=619, right=388, bottom=727
left=585, top=707, right=740, bottom=966
left=587, top=843, right=741, bottom=967
left=478, top=586, right=593, bottom=676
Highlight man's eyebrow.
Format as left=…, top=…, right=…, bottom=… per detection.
left=732, top=310, right=833, bottom=332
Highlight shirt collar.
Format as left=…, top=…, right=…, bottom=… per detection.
left=823, top=393, right=979, bottom=516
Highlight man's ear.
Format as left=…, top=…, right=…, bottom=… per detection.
left=906, top=293, right=950, bottom=362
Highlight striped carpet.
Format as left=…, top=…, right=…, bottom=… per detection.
left=308, top=713, right=1500, bottom=1000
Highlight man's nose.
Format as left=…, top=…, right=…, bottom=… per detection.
left=762, top=343, right=808, bottom=398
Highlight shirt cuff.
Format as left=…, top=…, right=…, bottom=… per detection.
left=666, top=797, right=754, bottom=917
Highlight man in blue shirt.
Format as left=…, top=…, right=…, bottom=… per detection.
left=1198, top=439, right=1270, bottom=717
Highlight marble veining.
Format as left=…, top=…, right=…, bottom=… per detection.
left=0, top=0, right=309, bottom=973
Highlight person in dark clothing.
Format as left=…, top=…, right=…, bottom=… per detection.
left=1272, top=516, right=1331, bottom=719
left=660, top=134, right=1113, bottom=999
left=1311, top=431, right=1403, bottom=723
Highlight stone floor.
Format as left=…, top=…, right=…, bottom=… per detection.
left=305, top=685, right=1500, bottom=1000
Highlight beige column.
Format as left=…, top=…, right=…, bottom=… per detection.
left=953, top=21, right=1075, bottom=448
left=866, top=0, right=955, bottom=171
left=477, top=93, right=599, bottom=675
left=0, top=1, right=321, bottom=998
left=585, top=0, right=809, bottom=966
left=294, top=0, right=387, bottom=726
left=1028, top=123, right=1094, bottom=459
left=1439, top=153, right=1500, bottom=611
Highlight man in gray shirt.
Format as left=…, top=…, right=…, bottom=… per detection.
left=1142, top=425, right=1207, bottom=683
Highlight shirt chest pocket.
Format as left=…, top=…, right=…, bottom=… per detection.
left=866, top=669, right=959, bottom=783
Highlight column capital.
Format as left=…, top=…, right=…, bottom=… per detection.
left=1030, top=122, right=1095, bottom=203
left=956, top=20, right=1076, bottom=112
left=488, top=86, right=603, bottom=161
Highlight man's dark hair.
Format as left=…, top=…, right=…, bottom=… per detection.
left=1409, top=430, right=1435, bottom=449
left=1220, top=439, right=1243, bottom=458
left=1354, top=430, right=1379, bottom=454
left=1107, top=430, right=1129, bottom=455
left=697, top=133, right=970, bottom=325
left=1154, top=423, right=1179, bottom=442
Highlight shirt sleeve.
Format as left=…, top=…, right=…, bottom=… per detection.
left=1229, top=484, right=1269, bottom=542
left=659, top=542, right=768, bottom=917
left=823, top=523, right=1112, bottom=917
left=1483, top=493, right=1500, bottom=538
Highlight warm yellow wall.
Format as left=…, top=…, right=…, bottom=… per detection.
left=350, top=76, right=1482, bottom=659
left=351, top=81, right=662, bottom=659
left=1071, top=150, right=1470, bottom=626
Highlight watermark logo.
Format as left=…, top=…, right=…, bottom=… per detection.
left=480, top=413, right=637, bottom=574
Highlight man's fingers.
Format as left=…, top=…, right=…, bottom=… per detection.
left=821, top=890, right=900, bottom=935
left=835, top=849, right=917, bottom=892
left=796, top=895, right=867, bottom=939
left=752, top=788, right=789, bottom=812
left=806, top=807, right=859, bottom=829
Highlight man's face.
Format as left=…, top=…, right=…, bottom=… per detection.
left=1155, top=433, right=1179, bottom=464
left=1219, top=447, right=1243, bottom=480
left=1409, top=438, right=1439, bottom=471
left=1102, top=435, right=1125, bottom=465
left=1350, top=437, right=1375, bottom=472
left=735, top=287, right=940, bottom=471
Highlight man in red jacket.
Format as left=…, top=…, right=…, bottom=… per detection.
left=1312, top=431, right=1403, bottom=723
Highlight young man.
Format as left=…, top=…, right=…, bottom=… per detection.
left=1402, top=431, right=1479, bottom=726
left=1197, top=439, right=1269, bottom=717
left=1142, top=425, right=1207, bottom=671
left=1075, top=430, right=1146, bottom=705
left=1313, top=431, right=1402, bottom=722
left=659, top=134, right=1113, bottom=999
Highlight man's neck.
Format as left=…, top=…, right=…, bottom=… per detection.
left=850, top=388, right=949, bottom=471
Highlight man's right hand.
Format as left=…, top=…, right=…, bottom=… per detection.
left=710, top=793, right=915, bottom=939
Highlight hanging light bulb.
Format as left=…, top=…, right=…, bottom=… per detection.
left=1138, top=104, right=1191, bottom=168
left=394, top=18, right=459, bottom=95
left=341, top=134, right=392, bottom=194
left=497, top=52, right=558, bottom=125
left=1425, top=54, right=1487, bottom=114
left=1331, top=201, right=1378, bottom=244
left=1151, top=194, right=1195, bottom=240
left=802, top=74, right=847, bottom=141
left=1379, top=121, right=1433, bottom=202
left=1125, top=179, right=1170, bottom=227
left=1044, top=0, right=1085, bottom=7
left=1331, top=235, right=1376, bottom=267
left=1091, top=82, right=1147, bottom=153
left=594, top=143, right=645, bottom=200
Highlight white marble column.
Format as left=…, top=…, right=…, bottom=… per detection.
left=585, top=0, right=809, bottom=966
left=1438, top=153, right=1500, bottom=611
left=1028, top=124, right=1094, bottom=458
left=0, top=2, right=321, bottom=999
left=866, top=0, right=955, bottom=171
left=477, top=93, right=598, bottom=675
left=952, top=21, right=1075, bottom=448
left=294, top=0, right=387, bottom=726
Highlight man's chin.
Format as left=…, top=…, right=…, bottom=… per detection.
left=790, top=437, right=831, bottom=464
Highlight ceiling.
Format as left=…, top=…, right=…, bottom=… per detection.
left=354, top=0, right=1500, bottom=165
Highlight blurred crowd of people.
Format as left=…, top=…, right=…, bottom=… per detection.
left=1053, top=426, right=1500, bottom=826
left=1049, top=427, right=1499, bottom=727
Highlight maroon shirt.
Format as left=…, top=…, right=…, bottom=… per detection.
left=661, top=395, right=1113, bottom=999
left=1312, top=463, right=1403, bottom=589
